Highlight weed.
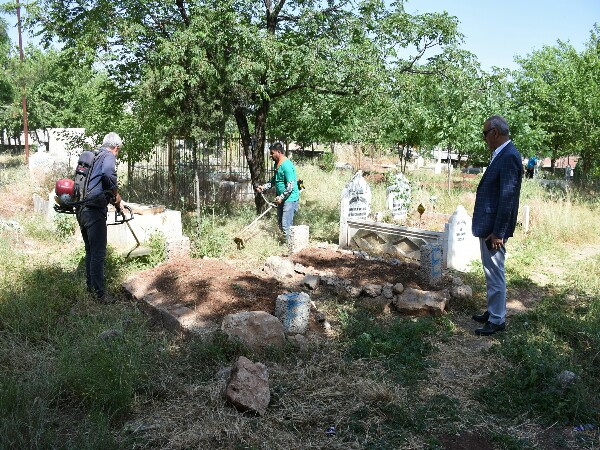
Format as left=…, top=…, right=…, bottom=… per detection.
left=339, top=310, right=449, bottom=385
left=478, top=294, right=600, bottom=425
left=53, top=213, right=78, bottom=240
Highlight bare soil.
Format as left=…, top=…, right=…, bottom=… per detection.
left=126, top=247, right=429, bottom=322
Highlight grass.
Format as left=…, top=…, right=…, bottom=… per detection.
left=1, top=154, right=599, bottom=448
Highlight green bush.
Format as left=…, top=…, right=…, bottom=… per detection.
left=319, top=152, right=336, bottom=172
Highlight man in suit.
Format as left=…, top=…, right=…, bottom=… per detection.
left=472, top=115, right=522, bottom=336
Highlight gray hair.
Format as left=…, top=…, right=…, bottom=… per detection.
left=486, top=115, right=510, bottom=136
left=102, top=132, right=123, bottom=149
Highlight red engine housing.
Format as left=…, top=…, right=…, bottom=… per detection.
left=55, top=178, right=75, bottom=196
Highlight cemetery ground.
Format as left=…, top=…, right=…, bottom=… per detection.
left=1, top=154, right=599, bottom=449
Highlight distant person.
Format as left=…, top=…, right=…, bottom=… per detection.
left=255, top=142, right=300, bottom=243
left=525, top=154, right=538, bottom=178
left=565, top=164, right=573, bottom=180
left=76, top=132, right=123, bottom=303
left=472, top=115, right=522, bottom=336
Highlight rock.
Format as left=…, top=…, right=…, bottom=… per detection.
left=263, top=256, right=295, bottom=278
left=346, top=285, right=362, bottom=298
left=392, top=283, right=404, bottom=294
left=221, top=311, right=286, bottom=348
left=362, top=284, right=382, bottom=298
left=389, top=258, right=401, bottom=266
left=356, top=295, right=392, bottom=314
left=382, top=283, right=394, bottom=300
left=314, top=311, right=326, bottom=323
left=450, top=284, right=472, bottom=301
left=321, top=274, right=340, bottom=287
left=294, top=263, right=308, bottom=274
left=287, top=333, right=309, bottom=349
left=302, top=274, right=321, bottom=290
left=451, top=276, right=464, bottom=286
left=123, top=420, right=158, bottom=434
left=354, top=250, right=369, bottom=259
left=225, top=356, right=270, bottom=416
left=97, top=329, right=122, bottom=341
left=557, top=370, right=577, bottom=389
left=215, top=366, right=232, bottom=382
left=393, top=287, right=449, bottom=316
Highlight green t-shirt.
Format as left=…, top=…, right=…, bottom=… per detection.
left=273, top=159, right=299, bottom=202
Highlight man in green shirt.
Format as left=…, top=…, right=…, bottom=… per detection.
left=256, top=142, right=300, bottom=242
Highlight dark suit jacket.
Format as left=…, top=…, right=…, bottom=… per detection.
left=472, top=141, right=523, bottom=239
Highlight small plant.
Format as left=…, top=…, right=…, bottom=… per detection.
left=319, top=152, right=336, bottom=172
left=53, top=213, right=78, bottom=241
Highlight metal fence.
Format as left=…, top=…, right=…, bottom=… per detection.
left=123, top=136, right=274, bottom=211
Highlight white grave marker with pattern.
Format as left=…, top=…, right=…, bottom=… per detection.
left=386, top=172, right=411, bottom=219
left=339, top=171, right=371, bottom=247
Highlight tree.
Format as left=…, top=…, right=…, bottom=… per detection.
left=28, top=0, right=460, bottom=211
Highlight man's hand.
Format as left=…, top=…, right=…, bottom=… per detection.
left=485, top=233, right=504, bottom=250
left=112, top=192, right=122, bottom=210
left=275, top=196, right=283, bottom=205
left=255, top=185, right=264, bottom=193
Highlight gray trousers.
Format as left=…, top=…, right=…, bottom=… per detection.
left=479, top=238, right=506, bottom=325
left=77, top=207, right=107, bottom=298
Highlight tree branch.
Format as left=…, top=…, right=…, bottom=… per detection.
left=175, top=0, right=190, bottom=27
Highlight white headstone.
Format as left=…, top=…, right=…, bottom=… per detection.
left=446, top=205, right=480, bottom=272
left=339, top=171, right=371, bottom=247
left=385, top=172, right=411, bottom=220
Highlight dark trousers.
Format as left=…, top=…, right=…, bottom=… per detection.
left=77, top=207, right=107, bottom=298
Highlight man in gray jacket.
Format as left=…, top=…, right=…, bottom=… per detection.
left=471, top=115, right=522, bottom=336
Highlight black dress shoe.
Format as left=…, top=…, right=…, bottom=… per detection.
left=472, top=311, right=490, bottom=323
left=475, top=321, right=506, bottom=336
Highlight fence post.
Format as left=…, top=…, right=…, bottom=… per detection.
left=194, top=170, right=201, bottom=233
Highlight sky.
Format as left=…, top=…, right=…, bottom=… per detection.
left=2, top=1, right=599, bottom=71
left=403, top=0, right=600, bottom=71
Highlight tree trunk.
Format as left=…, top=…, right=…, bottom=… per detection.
left=234, top=102, right=269, bottom=213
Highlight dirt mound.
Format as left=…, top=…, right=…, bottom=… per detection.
left=125, top=246, right=440, bottom=327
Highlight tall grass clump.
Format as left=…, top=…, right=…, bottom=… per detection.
left=55, top=310, right=160, bottom=419
left=339, top=310, right=452, bottom=385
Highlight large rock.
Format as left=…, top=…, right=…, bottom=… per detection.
left=263, top=256, right=296, bottom=278
left=225, top=356, right=270, bottom=416
left=393, top=287, right=449, bottom=316
left=221, top=311, right=286, bottom=348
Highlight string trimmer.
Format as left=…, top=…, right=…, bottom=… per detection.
left=234, top=193, right=277, bottom=250
left=110, top=205, right=152, bottom=258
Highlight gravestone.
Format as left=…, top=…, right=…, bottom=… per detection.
left=288, top=225, right=309, bottom=254
left=339, top=171, right=371, bottom=247
left=274, top=292, right=311, bottom=334
left=420, top=243, right=442, bottom=286
left=446, top=205, right=480, bottom=272
left=385, top=172, right=411, bottom=220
